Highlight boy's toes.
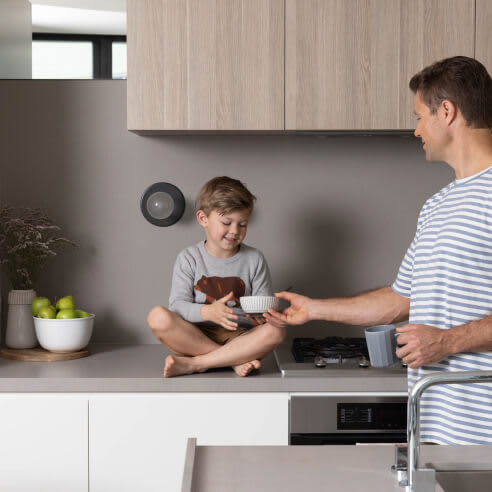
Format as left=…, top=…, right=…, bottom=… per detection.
left=163, top=355, right=177, bottom=377
left=233, top=360, right=260, bottom=377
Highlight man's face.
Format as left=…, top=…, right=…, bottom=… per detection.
left=413, top=91, right=451, bottom=162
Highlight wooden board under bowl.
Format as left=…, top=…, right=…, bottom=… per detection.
left=0, top=347, right=89, bottom=362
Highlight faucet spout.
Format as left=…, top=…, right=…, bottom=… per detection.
left=407, top=370, right=492, bottom=490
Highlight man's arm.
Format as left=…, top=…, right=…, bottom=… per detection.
left=266, top=286, right=410, bottom=327
left=396, top=314, right=492, bottom=368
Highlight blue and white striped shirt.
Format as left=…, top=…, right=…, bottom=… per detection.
left=393, top=165, right=492, bottom=445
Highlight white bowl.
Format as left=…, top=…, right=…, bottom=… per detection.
left=33, top=314, right=95, bottom=353
left=239, top=296, right=280, bottom=314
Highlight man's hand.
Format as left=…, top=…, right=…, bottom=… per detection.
left=396, top=324, right=452, bottom=368
left=201, top=292, right=238, bottom=331
left=266, top=291, right=312, bottom=326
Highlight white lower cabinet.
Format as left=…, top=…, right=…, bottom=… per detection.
left=89, top=393, right=289, bottom=492
left=0, top=395, right=88, bottom=492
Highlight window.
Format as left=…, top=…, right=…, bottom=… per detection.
left=112, top=42, right=127, bottom=80
left=32, top=34, right=127, bottom=80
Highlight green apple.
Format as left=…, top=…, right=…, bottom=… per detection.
left=56, top=295, right=75, bottom=311
left=31, top=297, right=51, bottom=316
left=37, top=305, right=57, bottom=319
left=56, top=308, right=77, bottom=319
left=75, top=309, right=91, bottom=318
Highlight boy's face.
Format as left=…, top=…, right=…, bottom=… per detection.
left=197, top=209, right=250, bottom=257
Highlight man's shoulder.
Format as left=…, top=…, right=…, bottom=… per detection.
left=422, top=181, right=455, bottom=209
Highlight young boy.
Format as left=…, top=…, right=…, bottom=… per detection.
left=147, top=176, right=286, bottom=377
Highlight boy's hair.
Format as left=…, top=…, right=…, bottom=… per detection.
left=195, top=176, right=256, bottom=215
left=409, top=56, right=492, bottom=129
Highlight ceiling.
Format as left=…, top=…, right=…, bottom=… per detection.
left=30, top=0, right=126, bottom=35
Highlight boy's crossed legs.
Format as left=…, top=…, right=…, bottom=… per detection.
left=147, top=306, right=286, bottom=377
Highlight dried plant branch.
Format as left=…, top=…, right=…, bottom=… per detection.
left=0, top=205, right=77, bottom=290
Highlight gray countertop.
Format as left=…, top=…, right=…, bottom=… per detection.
left=185, top=443, right=492, bottom=492
left=0, top=343, right=407, bottom=393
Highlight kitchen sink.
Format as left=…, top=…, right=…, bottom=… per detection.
left=436, top=470, right=492, bottom=492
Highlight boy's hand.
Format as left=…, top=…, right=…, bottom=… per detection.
left=266, top=291, right=311, bottom=326
left=201, top=291, right=239, bottom=331
left=246, top=313, right=288, bottom=329
left=245, top=314, right=267, bottom=326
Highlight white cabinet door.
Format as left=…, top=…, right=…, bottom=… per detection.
left=0, top=395, right=88, bottom=492
left=89, top=393, right=288, bottom=492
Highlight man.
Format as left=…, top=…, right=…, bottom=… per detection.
left=266, top=56, right=492, bottom=444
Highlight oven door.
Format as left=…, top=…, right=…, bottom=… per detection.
left=290, top=395, right=407, bottom=445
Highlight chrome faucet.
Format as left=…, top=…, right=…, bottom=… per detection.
left=405, top=370, right=492, bottom=491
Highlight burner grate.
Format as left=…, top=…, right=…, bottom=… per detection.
left=292, top=336, right=369, bottom=363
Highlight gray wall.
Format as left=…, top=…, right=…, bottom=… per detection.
left=0, top=80, right=454, bottom=342
left=0, top=0, right=32, bottom=79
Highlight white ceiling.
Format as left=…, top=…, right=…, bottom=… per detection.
left=30, top=0, right=126, bottom=35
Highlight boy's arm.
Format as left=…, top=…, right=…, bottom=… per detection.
left=170, top=251, right=240, bottom=330
left=169, top=253, right=203, bottom=323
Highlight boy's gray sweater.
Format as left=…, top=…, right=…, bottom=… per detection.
left=169, top=240, right=273, bottom=328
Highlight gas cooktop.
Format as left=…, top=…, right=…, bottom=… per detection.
left=275, top=336, right=407, bottom=377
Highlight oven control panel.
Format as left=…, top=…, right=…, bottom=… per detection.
left=290, top=395, right=407, bottom=434
left=338, top=402, right=406, bottom=430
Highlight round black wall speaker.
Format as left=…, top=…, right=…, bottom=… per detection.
left=140, top=182, right=185, bottom=227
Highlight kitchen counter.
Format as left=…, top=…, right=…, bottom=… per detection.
left=183, top=441, right=492, bottom=492
left=0, top=343, right=407, bottom=393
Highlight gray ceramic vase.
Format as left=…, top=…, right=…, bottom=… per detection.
left=5, top=289, right=38, bottom=349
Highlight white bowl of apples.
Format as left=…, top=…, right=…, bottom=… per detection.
left=32, top=295, right=95, bottom=353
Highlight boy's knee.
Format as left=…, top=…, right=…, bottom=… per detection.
left=147, top=306, right=173, bottom=334
left=262, top=323, right=286, bottom=346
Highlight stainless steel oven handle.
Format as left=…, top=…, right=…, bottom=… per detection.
left=406, top=370, right=492, bottom=491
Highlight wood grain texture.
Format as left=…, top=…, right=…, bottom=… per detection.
left=286, top=0, right=476, bottom=131
left=127, top=0, right=284, bottom=131
left=476, top=0, right=492, bottom=73
left=286, top=0, right=400, bottom=130
left=0, top=347, right=89, bottom=362
left=398, top=0, right=475, bottom=129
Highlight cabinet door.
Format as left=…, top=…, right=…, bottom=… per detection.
left=476, top=0, right=492, bottom=74
left=127, top=0, right=284, bottom=131
left=89, top=393, right=288, bottom=492
left=0, top=395, right=88, bottom=492
left=286, top=0, right=476, bottom=131
left=286, top=0, right=401, bottom=130
left=398, top=0, right=475, bottom=129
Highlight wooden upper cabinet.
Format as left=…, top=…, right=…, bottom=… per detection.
left=476, top=0, right=492, bottom=75
left=398, top=0, right=475, bottom=129
left=286, top=0, right=401, bottom=130
left=127, top=0, right=284, bottom=131
left=286, top=0, right=476, bottom=131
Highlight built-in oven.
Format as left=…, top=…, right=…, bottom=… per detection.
left=290, top=394, right=407, bottom=445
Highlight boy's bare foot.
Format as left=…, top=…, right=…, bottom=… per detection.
left=232, top=359, right=261, bottom=377
left=163, top=355, right=205, bottom=378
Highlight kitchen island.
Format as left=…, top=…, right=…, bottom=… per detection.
left=183, top=440, right=492, bottom=492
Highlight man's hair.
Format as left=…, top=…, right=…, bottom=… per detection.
left=409, top=56, right=492, bottom=128
left=195, top=176, right=256, bottom=215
